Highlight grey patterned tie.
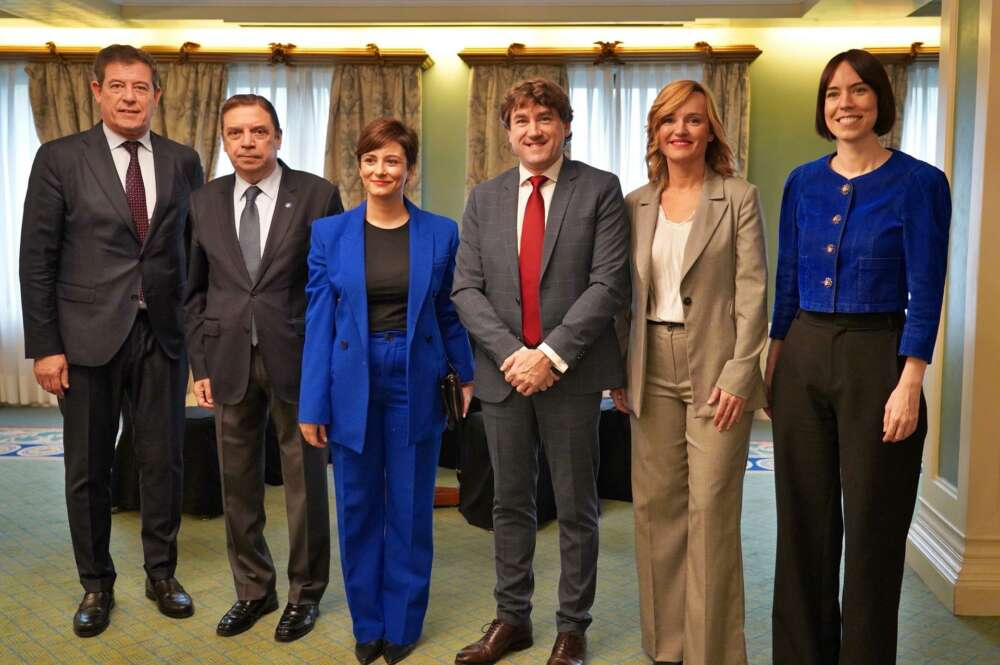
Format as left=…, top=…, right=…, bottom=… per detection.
left=240, top=185, right=262, bottom=345
left=239, top=185, right=262, bottom=282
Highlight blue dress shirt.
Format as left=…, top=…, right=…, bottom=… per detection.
left=771, top=150, right=951, bottom=362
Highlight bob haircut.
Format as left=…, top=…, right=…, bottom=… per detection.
left=645, top=79, right=735, bottom=186
left=815, top=49, right=896, bottom=140
left=355, top=117, right=419, bottom=168
left=500, top=78, right=574, bottom=143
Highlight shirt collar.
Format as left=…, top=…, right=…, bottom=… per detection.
left=235, top=163, right=283, bottom=202
left=103, top=123, right=152, bottom=152
left=518, top=155, right=563, bottom=187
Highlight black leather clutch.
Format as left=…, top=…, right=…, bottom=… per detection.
left=440, top=368, right=462, bottom=431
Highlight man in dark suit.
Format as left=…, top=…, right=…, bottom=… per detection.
left=19, top=44, right=203, bottom=637
left=184, top=94, right=342, bottom=642
left=452, top=79, right=630, bottom=665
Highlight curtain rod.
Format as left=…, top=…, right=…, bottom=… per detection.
left=0, top=42, right=434, bottom=69
left=458, top=41, right=762, bottom=65
left=865, top=42, right=940, bottom=64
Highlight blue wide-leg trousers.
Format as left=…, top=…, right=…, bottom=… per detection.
left=331, top=330, right=442, bottom=645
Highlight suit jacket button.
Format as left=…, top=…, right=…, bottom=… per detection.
left=130, top=294, right=138, bottom=301
left=682, top=296, right=692, bottom=305
left=340, top=340, right=348, bottom=349
left=425, top=335, right=433, bottom=343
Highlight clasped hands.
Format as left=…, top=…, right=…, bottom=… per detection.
left=501, top=348, right=559, bottom=396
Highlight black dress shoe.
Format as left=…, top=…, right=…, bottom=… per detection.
left=274, top=603, right=319, bottom=642
left=383, top=641, right=416, bottom=664
left=216, top=594, right=279, bottom=637
left=145, top=577, right=194, bottom=618
left=355, top=638, right=385, bottom=664
left=73, top=591, right=114, bottom=637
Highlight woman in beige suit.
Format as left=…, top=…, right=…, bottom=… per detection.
left=611, top=79, right=767, bottom=665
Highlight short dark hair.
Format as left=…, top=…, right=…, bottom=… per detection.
left=815, top=49, right=896, bottom=140
left=355, top=117, right=419, bottom=167
left=220, top=94, right=282, bottom=135
left=93, top=44, right=160, bottom=90
left=500, top=78, right=574, bottom=141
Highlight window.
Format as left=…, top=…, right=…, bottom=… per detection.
left=900, top=61, right=939, bottom=167
left=568, top=62, right=705, bottom=194
left=0, top=63, right=50, bottom=405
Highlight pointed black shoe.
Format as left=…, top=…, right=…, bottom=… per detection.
left=383, top=641, right=416, bottom=664
left=355, top=638, right=385, bottom=664
left=145, top=577, right=194, bottom=618
left=216, top=593, right=279, bottom=637
left=73, top=591, right=114, bottom=637
left=274, top=603, right=319, bottom=642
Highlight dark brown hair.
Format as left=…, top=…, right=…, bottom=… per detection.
left=500, top=78, right=573, bottom=141
left=355, top=117, right=419, bottom=167
left=815, top=49, right=896, bottom=140
left=220, top=94, right=282, bottom=134
left=93, top=44, right=160, bottom=89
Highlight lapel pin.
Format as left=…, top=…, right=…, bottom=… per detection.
left=284, top=202, right=292, bottom=208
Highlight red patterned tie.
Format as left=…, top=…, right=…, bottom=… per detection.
left=519, top=175, right=547, bottom=347
left=123, top=141, right=149, bottom=244
left=124, top=141, right=149, bottom=303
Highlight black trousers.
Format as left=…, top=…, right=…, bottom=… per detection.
left=61, top=312, right=185, bottom=592
left=771, top=311, right=926, bottom=665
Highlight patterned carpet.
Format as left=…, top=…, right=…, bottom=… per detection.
left=0, top=408, right=998, bottom=664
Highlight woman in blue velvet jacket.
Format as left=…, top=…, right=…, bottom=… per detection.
left=765, top=50, right=950, bottom=665
left=298, top=118, right=474, bottom=665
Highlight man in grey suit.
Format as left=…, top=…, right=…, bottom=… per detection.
left=184, top=94, right=342, bottom=642
left=452, top=79, right=629, bottom=665
left=20, top=44, right=202, bottom=638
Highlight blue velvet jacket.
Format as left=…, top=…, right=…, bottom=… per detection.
left=771, top=150, right=951, bottom=363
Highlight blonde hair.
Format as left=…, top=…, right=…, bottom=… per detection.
left=645, top=80, right=735, bottom=186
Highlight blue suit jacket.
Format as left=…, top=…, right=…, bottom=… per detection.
left=299, top=199, right=474, bottom=453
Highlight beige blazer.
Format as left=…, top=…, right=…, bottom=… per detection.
left=618, top=168, right=768, bottom=418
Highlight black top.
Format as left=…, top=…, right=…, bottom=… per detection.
left=365, top=219, right=410, bottom=332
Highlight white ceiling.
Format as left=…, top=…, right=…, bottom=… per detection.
left=0, top=0, right=938, bottom=26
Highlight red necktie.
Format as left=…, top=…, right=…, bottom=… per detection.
left=123, top=141, right=149, bottom=244
left=124, top=141, right=149, bottom=303
left=519, top=175, right=547, bottom=347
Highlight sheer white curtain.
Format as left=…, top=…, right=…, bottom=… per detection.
left=568, top=62, right=705, bottom=195
left=900, top=61, right=939, bottom=167
left=0, top=63, right=52, bottom=405
left=213, top=64, right=334, bottom=179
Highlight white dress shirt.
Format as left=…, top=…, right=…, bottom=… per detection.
left=233, top=164, right=283, bottom=256
left=103, top=124, right=156, bottom=221
left=516, top=156, right=567, bottom=373
left=648, top=205, right=693, bottom=323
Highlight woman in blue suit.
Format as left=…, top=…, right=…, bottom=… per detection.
left=299, top=117, right=474, bottom=665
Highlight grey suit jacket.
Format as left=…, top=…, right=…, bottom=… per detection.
left=452, top=158, right=630, bottom=402
left=20, top=123, right=203, bottom=366
left=617, top=169, right=768, bottom=418
left=184, top=162, right=343, bottom=405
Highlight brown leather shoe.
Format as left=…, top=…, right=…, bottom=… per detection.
left=546, top=631, right=586, bottom=665
left=455, top=619, right=533, bottom=664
